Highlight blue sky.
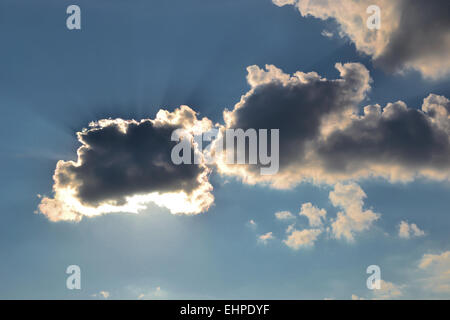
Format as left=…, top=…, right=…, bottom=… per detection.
left=1, top=0, right=449, bottom=299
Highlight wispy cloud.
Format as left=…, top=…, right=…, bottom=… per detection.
left=258, top=232, right=274, bottom=245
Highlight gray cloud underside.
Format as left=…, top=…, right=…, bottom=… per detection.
left=221, top=63, right=450, bottom=186
left=58, top=121, right=202, bottom=206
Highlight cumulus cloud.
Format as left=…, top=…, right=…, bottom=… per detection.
left=275, top=211, right=295, bottom=220
left=419, top=251, right=450, bottom=293
left=283, top=228, right=322, bottom=250
left=218, top=63, right=450, bottom=188
left=273, top=0, right=450, bottom=79
left=299, top=202, right=326, bottom=227
left=329, top=183, right=379, bottom=241
left=219, top=62, right=371, bottom=187
left=281, top=182, right=379, bottom=248
left=38, top=105, right=214, bottom=222
left=39, top=63, right=450, bottom=223
left=258, top=232, right=274, bottom=244
left=398, top=221, right=426, bottom=239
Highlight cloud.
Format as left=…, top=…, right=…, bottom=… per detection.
left=283, top=228, right=322, bottom=250
left=218, top=63, right=450, bottom=188
left=272, top=0, right=450, bottom=79
left=321, top=30, right=333, bottom=38
left=275, top=211, right=295, bottom=220
left=218, top=62, right=371, bottom=187
left=372, top=280, right=403, bottom=300
left=258, top=232, right=274, bottom=244
left=91, top=291, right=110, bottom=299
left=329, top=183, right=379, bottom=241
left=247, top=219, right=258, bottom=230
left=351, top=281, right=403, bottom=300
left=138, top=286, right=167, bottom=300
left=38, top=105, right=214, bottom=222
left=299, top=202, right=326, bottom=227
left=398, top=221, right=426, bottom=239
left=419, top=251, right=450, bottom=293
left=281, top=182, right=379, bottom=247
left=39, top=63, right=450, bottom=223
left=350, top=252, right=450, bottom=299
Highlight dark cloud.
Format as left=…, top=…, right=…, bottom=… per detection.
left=61, top=121, right=201, bottom=206
left=273, top=0, right=450, bottom=78
left=225, top=63, right=370, bottom=171
left=318, top=101, right=450, bottom=173
left=39, top=106, right=214, bottom=222
left=220, top=63, right=450, bottom=186
left=375, top=0, right=450, bottom=76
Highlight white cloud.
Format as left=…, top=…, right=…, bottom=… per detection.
left=275, top=211, right=295, bottom=220
left=137, top=286, right=167, bottom=300
left=329, top=183, right=380, bottom=241
left=398, top=221, right=426, bottom=239
left=321, top=30, right=333, bottom=38
left=419, top=251, right=450, bottom=294
left=278, top=183, right=380, bottom=247
left=299, top=202, right=327, bottom=227
left=372, top=280, right=403, bottom=300
left=258, top=232, right=274, bottom=244
left=283, top=228, right=322, bottom=250
left=248, top=219, right=257, bottom=228
left=351, top=280, right=403, bottom=300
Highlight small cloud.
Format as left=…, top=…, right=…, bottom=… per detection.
left=283, top=228, right=322, bottom=250
left=329, top=183, right=379, bottom=242
left=372, top=280, right=403, bottom=300
left=92, top=291, right=110, bottom=299
left=321, top=30, right=333, bottom=38
left=247, top=219, right=257, bottom=229
left=351, top=294, right=365, bottom=300
left=258, top=232, right=274, bottom=244
left=137, top=286, right=167, bottom=300
left=275, top=211, right=295, bottom=221
left=398, top=221, right=426, bottom=239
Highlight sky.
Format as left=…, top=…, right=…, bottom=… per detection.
left=0, top=0, right=449, bottom=299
